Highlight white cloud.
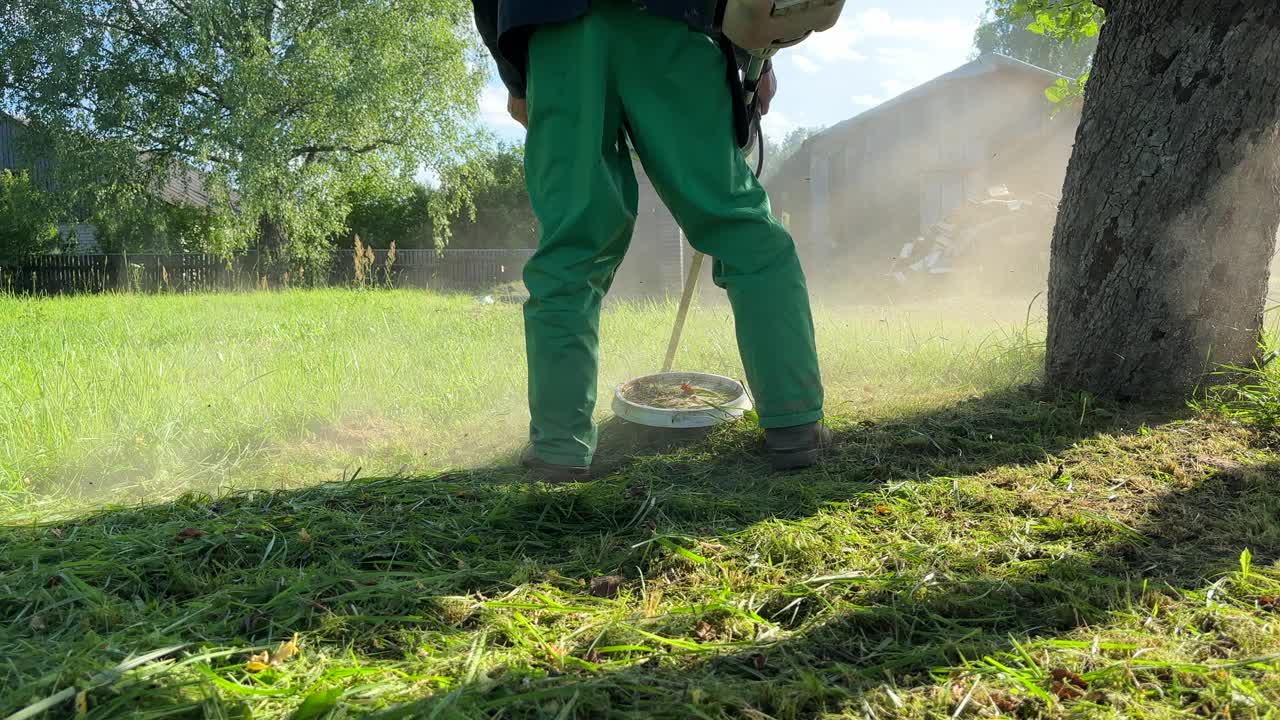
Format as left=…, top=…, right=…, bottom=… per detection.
left=800, top=21, right=870, bottom=63
left=762, top=109, right=800, bottom=139
left=848, top=77, right=915, bottom=109
left=797, top=7, right=977, bottom=70
left=856, top=8, right=975, bottom=50
left=873, top=47, right=917, bottom=63
left=792, top=55, right=821, bottom=74
left=480, top=84, right=523, bottom=133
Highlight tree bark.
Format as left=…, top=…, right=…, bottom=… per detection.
left=1046, top=0, right=1280, bottom=399
left=256, top=213, right=290, bottom=283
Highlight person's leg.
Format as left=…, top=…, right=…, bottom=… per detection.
left=602, top=2, right=824, bottom=434
left=523, top=14, right=637, bottom=468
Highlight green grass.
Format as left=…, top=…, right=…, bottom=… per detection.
left=0, top=290, right=1039, bottom=514
left=2, top=289, right=1279, bottom=719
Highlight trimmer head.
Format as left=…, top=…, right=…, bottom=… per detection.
left=721, top=0, right=846, bottom=53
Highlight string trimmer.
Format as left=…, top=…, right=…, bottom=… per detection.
left=660, top=0, right=846, bottom=374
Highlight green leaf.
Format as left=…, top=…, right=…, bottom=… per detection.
left=657, top=537, right=709, bottom=564
left=291, top=687, right=343, bottom=720
left=1044, top=79, right=1069, bottom=104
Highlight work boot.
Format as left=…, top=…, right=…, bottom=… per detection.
left=765, top=421, right=833, bottom=471
left=520, top=446, right=592, bottom=484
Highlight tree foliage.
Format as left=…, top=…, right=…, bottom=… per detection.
left=0, top=170, right=61, bottom=263
left=0, top=0, right=488, bottom=269
left=761, top=127, right=820, bottom=184
left=974, top=0, right=1100, bottom=77
left=346, top=144, right=535, bottom=251
left=983, top=0, right=1105, bottom=110
left=1004, top=0, right=1105, bottom=43
left=447, top=144, right=535, bottom=250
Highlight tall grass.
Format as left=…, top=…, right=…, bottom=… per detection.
left=0, top=290, right=1043, bottom=512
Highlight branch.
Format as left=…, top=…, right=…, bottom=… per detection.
left=262, top=0, right=280, bottom=50
left=289, top=140, right=398, bottom=159
left=160, top=0, right=193, bottom=21
left=95, top=9, right=230, bottom=109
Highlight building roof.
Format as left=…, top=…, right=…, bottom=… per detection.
left=1, top=112, right=215, bottom=209
left=770, top=53, right=1068, bottom=182
left=822, top=53, right=1067, bottom=139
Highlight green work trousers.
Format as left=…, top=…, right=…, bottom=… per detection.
left=522, top=0, right=824, bottom=466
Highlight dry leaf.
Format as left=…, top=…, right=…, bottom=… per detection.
left=1051, top=681, right=1084, bottom=700
left=245, top=651, right=271, bottom=672
left=1050, top=668, right=1088, bottom=700
left=245, top=634, right=301, bottom=672
left=298, top=528, right=312, bottom=543
left=991, top=692, right=1020, bottom=713
left=589, top=575, right=624, bottom=598
left=1050, top=668, right=1088, bottom=690
left=270, top=633, right=301, bottom=664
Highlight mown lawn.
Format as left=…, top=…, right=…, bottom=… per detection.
left=1, top=289, right=1278, bottom=719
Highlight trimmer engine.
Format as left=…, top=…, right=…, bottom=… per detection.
left=715, top=0, right=847, bottom=159
left=720, top=0, right=846, bottom=54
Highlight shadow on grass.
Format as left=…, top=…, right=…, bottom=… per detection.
left=4, top=388, right=1276, bottom=718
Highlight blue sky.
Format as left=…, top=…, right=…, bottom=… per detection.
left=477, top=0, right=989, bottom=143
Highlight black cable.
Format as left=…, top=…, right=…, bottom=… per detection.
left=753, top=116, right=766, bottom=178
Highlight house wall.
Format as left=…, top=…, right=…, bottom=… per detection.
left=0, top=118, right=19, bottom=171
left=0, top=116, right=58, bottom=191
left=610, top=160, right=688, bottom=300
left=771, top=67, right=1080, bottom=291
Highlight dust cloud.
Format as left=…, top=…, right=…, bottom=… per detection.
left=760, top=64, right=1077, bottom=317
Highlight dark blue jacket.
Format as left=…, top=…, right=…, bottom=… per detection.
left=472, top=0, right=742, bottom=98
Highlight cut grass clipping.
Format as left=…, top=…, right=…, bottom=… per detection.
left=620, top=379, right=738, bottom=410
left=2, top=290, right=1279, bottom=719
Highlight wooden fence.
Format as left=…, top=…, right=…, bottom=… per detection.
left=0, top=249, right=536, bottom=296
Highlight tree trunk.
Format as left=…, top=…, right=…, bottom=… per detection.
left=1046, top=0, right=1280, bottom=399
left=256, top=213, right=290, bottom=284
